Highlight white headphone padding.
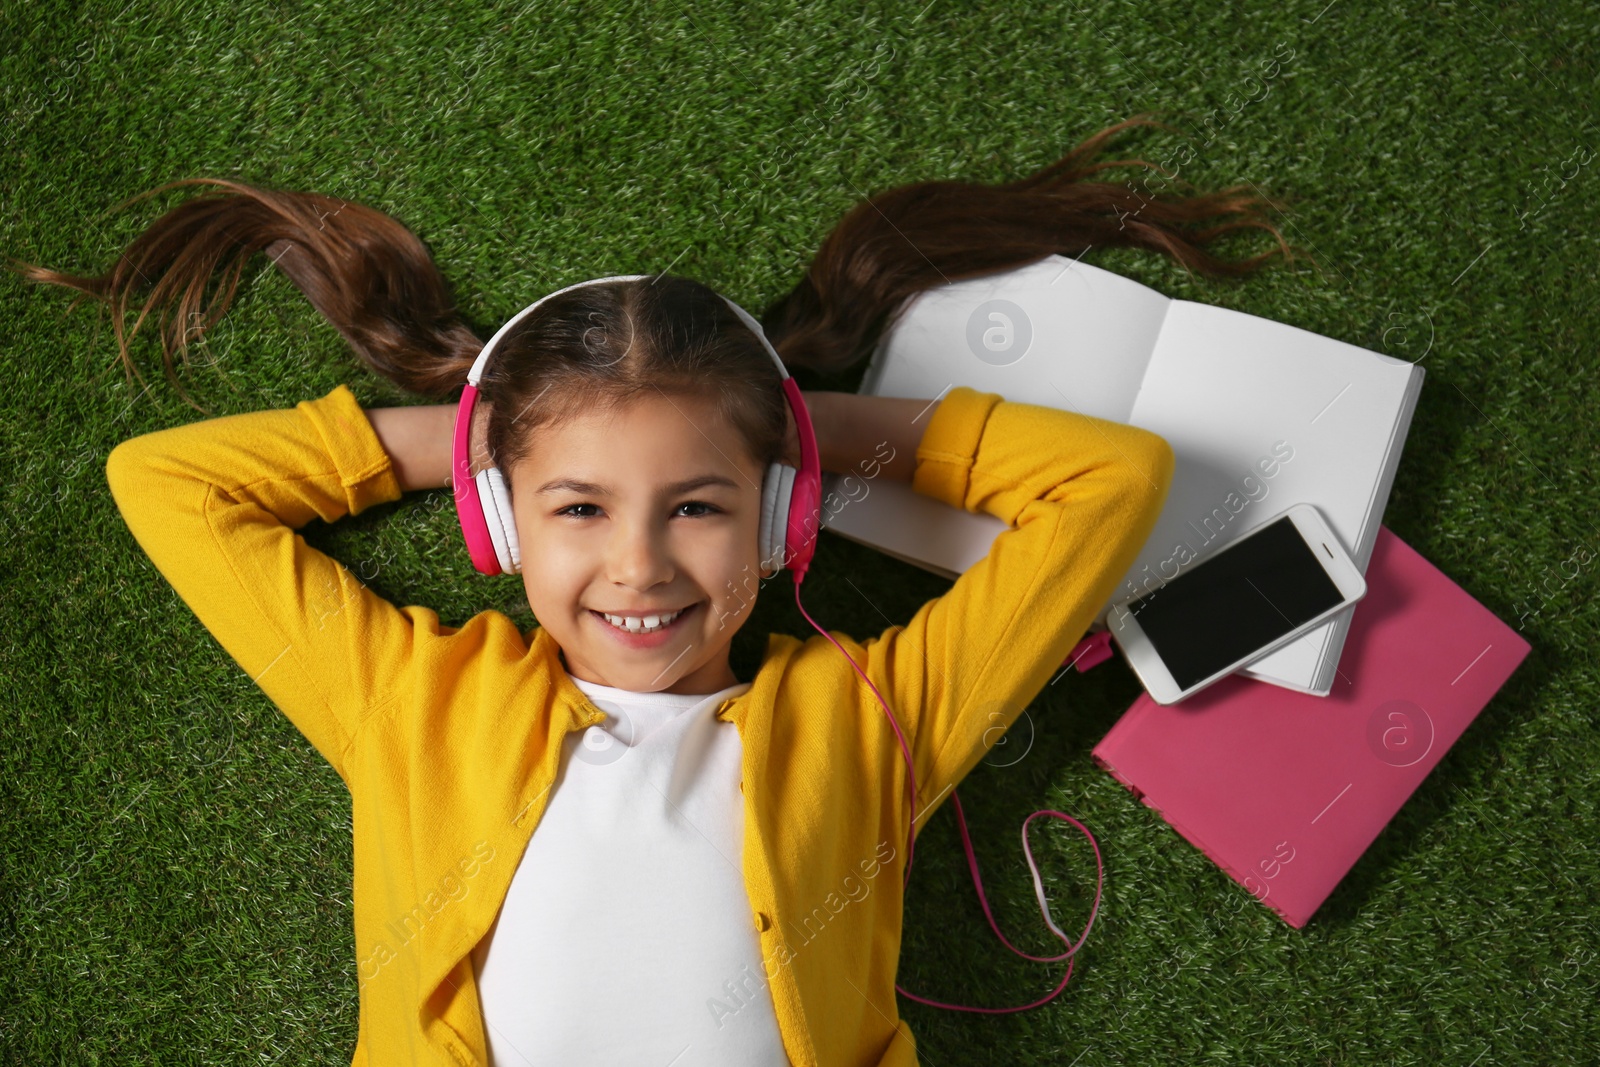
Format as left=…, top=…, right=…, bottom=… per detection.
left=760, top=460, right=795, bottom=574
left=477, top=466, right=521, bottom=574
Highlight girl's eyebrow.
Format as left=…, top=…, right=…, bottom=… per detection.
left=535, top=474, right=741, bottom=496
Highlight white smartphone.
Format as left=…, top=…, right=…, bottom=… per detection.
left=1106, top=503, right=1368, bottom=705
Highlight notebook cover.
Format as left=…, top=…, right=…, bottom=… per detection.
left=1090, top=526, right=1531, bottom=928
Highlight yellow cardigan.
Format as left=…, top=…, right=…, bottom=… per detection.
left=105, top=381, right=1173, bottom=1066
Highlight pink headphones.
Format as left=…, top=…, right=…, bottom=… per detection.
left=449, top=274, right=1101, bottom=1015
left=450, top=275, right=823, bottom=582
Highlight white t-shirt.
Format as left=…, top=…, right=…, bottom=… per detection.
left=470, top=674, right=791, bottom=1066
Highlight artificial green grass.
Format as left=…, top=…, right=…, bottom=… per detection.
left=2, top=0, right=1597, bottom=1062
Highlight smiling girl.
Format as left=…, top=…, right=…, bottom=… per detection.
left=19, top=117, right=1284, bottom=1065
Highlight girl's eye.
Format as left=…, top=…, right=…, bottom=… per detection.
left=553, top=501, right=722, bottom=519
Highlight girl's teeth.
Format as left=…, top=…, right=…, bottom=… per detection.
left=601, top=607, right=684, bottom=634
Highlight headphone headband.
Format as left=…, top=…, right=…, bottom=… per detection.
left=464, top=273, right=792, bottom=386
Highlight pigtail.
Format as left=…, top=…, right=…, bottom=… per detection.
left=762, top=114, right=1292, bottom=376
left=8, top=178, right=482, bottom=409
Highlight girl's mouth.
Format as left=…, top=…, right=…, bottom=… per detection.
left=589, top=602, right=699, bottom=648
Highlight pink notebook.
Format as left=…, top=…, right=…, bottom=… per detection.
left=1091, top=526, right=1531, bottom=928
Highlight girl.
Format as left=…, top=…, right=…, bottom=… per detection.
left=20, top=117, right=1284, bottom=1066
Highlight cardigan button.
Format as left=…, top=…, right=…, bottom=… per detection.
left=754, top=911, right=772, bottom=932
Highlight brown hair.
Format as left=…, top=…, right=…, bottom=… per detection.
left=11, top=115, right=1289, bottom=485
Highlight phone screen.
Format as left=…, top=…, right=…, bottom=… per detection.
left=1120, top=515, right=1346, bottom=690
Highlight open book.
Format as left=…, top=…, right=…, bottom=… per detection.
left=821, top=254, right=1425, bottom=696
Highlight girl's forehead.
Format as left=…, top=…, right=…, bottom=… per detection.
left=517, top=393, right=759, bottom=485
left=542, top=391, right=727, bottom=441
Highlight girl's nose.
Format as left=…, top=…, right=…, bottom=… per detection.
left=605, top=517, right=675, bottom=590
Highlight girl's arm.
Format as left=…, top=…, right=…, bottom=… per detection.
left=802, top=392, right=929, bottom=481
left=365, top=404, right=456, bottom=491
left=848, top=386, right=1174, bottom=833
left=106, top=385, right=423, bottom=786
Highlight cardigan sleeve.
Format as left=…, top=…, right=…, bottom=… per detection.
left=859, top=386, right=1174, bottom=832
left=104, top=384, right=416, bottom=785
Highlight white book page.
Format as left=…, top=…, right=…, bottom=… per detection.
left=1116, top=300, right=1421, bottom=689
left=827, top=255, right=1172, bottom=575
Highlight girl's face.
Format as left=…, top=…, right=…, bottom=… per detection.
left=506, top=391, right=775, bottom=695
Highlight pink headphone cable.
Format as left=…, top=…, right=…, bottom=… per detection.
left=788, top=573, right=1104, bottom=1013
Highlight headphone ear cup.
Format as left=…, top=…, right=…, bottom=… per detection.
left=759, top=461, right=796, bottom=574
left=476, top=466, right=522, bottom=575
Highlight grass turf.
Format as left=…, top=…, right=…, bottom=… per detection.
left=2, top=0, right=1597, bottom=1062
